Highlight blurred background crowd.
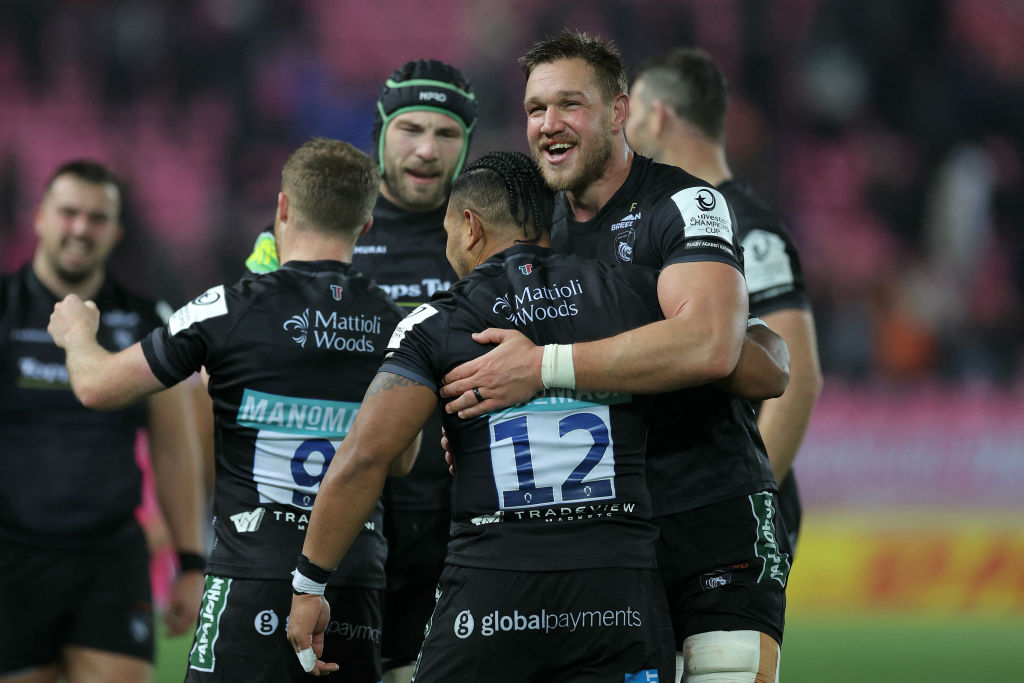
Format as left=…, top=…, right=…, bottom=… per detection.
left=2, top=0, right=1021, bottom=387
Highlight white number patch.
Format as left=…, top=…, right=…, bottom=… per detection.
left=387, top=304, right=438, bottom=350
left=488, top=402, right=616, bottom=509
left=237, top=389, right=360, bottom=509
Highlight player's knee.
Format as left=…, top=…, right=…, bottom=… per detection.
left=682, top=630, right=779, bottom=683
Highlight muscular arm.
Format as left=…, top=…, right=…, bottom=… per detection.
left=755, top=308, right=823, bottom=480
left=301, top=372, right=432, bottom=571
left=48, top=294, right=166, bottom=409
left=147, top=384, right=207, bottom=635
left=573, top=261, right=747, bottom=390
left=718, top=321, right=791, bottom=400
left=441, top=261, right=748, bottom=417
left=288, top=372, right=432, bottom=671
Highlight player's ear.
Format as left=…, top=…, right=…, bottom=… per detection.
left=359, top=216, right=373, bottom=238
left=611, top=91, right=629, bottom=133
left=652, top=100, right=669, bottom=137
left=465, top=209, right=485, bottom=251
left=276, top=192, right=289, bottom=225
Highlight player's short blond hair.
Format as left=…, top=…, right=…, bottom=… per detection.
left=281, top=137, right=380, bottom=236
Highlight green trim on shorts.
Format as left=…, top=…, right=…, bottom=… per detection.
left=749, top=492, right=791, bottom=587
left=189, top=575, right=232, bottom=672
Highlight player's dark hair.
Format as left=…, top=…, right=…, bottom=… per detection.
left=519, top=30, right=628, bottom=105
left=451, top=151, right=553, bottom=244
left=44, top=160, right=124, bottom=210
left=634, top=47, right=729, bottom=141
left=281, top=137, right=380, bottom=236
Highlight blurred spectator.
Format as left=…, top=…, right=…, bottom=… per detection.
left=0, top=0, right=1021, bottom=384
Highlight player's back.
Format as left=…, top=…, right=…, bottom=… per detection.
left=142, top=260, right=404, bottom=585
left=381, top=244, right=665, bottom=571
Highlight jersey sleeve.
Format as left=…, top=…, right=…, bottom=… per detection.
left=648, top=186, right=742, bottom=271
left=741, top=228, right=811, bottom=315
left=378, top=302, right=446, bottom=391
left=140, top=284, right=235, bottom=386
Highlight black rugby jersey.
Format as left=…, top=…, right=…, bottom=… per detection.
left=0, top=264, right=165, bottom=548
left=354, top=195, right=457, bottom=512
left=551, top=154, right=776, bottom=515
left=380, top=245, right=665, bottom=572
left=141, top=261, right=404, bottom=587
left=719, top=179, right=810, bottom=317
left=720, top=178, right=812, bottom=538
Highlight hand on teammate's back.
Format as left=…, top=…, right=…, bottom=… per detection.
left=440, top=328, right=544, bottom=418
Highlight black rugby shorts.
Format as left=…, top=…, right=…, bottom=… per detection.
left=183, top=576, right=382, bottom=683
left=381, top=507, right=449, bottom=668
left=0, top=525, right=154, bottom=673
left=654, top=490, right=792, bottom=648
left=412, top=564, right=674, bottom=683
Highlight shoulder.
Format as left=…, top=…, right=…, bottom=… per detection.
left=719, top=179, right=790, bottom=240
left=634, top=160, right=726, bottom=221
left=344, top=266, right=406, bottom=320
left=640, top=157, right=712, bottom=195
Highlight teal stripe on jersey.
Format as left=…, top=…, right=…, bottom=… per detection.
left=493, top=388, right=631, bottom=418
left=236, top=388, right=360, bottom=437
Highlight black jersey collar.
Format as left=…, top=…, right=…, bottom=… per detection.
left=557, top=153, right=653, bottom=233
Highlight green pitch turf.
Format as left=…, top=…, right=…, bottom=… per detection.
left=154, top=613, right=1024, bottom=682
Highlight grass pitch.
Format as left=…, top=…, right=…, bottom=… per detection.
left=154, top=613, right=1024, bottom=682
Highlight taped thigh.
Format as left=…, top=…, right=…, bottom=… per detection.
left=682, top=630, right=779, bottom=683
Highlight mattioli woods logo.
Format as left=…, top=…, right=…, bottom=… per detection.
left=492, top=279, right=583, bottom=327
left=283, top=308, right=382, bottom=352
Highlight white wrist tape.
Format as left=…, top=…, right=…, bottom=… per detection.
left=291, top=569, right=327, bottom=596
left=747, top=317, right=767, bottom=329
left=541, top=343, right=575, bottom=389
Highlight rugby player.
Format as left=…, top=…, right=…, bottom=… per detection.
left=626, top=47, right=823, bottom=554
left=440, top=32, right=792, bottom=682
left=288, top=150, right=676, bottom=681
left=244, top=60, right=477, bottom=683
left=47, top=139, right=412, bottom=683
left=0, top=160, right=205, bottom=683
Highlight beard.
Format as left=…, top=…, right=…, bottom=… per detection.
left=47, top=250, right=95, bottom=285
left=534, top=129, right=614, bottom=196
left=382, top=160, right=451, bottom=212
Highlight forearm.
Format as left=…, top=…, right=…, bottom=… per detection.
left=303, top=373, right=434, bottom=568
left=65, top=342, right=128, bottom=410
left=718, top=324, right=790, bottom=399
left=757, top=308, right=823, bottom=480
left=388, top=432, right=423, bottom=477
left=758, top=379, right=819, bottom=481
left=572, top=311, right=745, bottom=394
left=302, top=451, right=391, bottom=570
left=149, top=385, right=206, bottom=556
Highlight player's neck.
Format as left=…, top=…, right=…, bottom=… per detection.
left=471, top=232, right=551, bottom=271
left=661, top=135, right=732, bottom=187
left=378, top=183, right=445, bottom=214
left=279, top=232, right=354, bottom=265
left=565, top=142, right=634, bottom=222
left=31, top=252, right=104, bottom=301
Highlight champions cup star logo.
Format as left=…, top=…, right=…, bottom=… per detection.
left=284, top=308, right=310, bottom=348
left=519, top=264, right=533, bottom=275
left=696, top=188, right=717, bottom=212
